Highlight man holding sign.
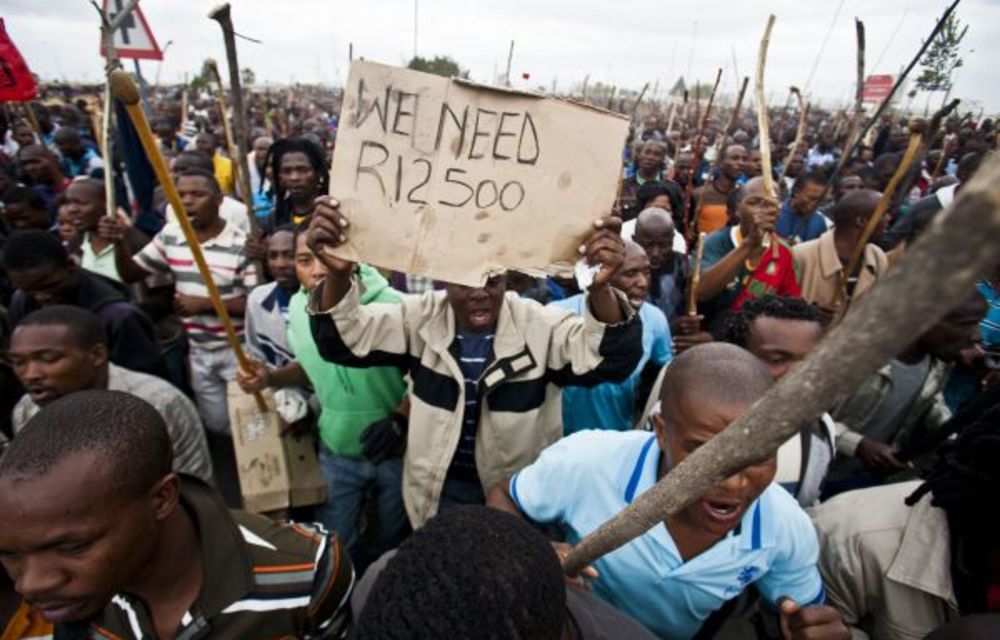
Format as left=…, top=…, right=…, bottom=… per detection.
left=306, top=197, right=642, bottom=527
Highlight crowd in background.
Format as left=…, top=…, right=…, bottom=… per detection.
left=0, top=75, right=998, bottom=639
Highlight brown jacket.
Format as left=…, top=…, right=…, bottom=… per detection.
left=793, top=229, right=888, bottom=313
left=809, top=481, right=958, bottom=640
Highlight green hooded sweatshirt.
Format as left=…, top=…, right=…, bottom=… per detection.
left=287, top=265, right=406, bottom=458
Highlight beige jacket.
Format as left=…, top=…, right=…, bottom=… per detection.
left=793, top=229, right=888, bottom=314
left=308, top=282, right=641, bottom=527
left=810, top=481, right=958, bottom=640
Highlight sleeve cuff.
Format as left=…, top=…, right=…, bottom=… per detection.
left=306, top=277, right=360, bottom=316
left=582, top=286, right=636, bottom=328
left=835, top=424, right=864, bottom=456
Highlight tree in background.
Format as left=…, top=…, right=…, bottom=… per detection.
left=915, top=13, right=968, bottom=113
left=407, top=56, right=469, bottom=79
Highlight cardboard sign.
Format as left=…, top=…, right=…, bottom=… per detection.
left=328, top=61, right=629, bottom=287
left=227, top=384, right=326, bottom=513
left=0, top=19, right=37, bottom=102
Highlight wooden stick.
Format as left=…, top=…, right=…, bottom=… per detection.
left=753, top=14, right=780, bottom=259
left=206, top=59, right=237, bottom=159
left=777, top=87, right=808, bottom=185
left=681, top=68, right=722, bottom=244
left=180, top=78, right=189, bottom=135
left=716, top=76, right=749, bottom=161
left=669, top=90, right=689, bottom=170
left=630, top=82, right=650, bottom=123
left=109, top=69, right=267, bottom=413
left=830, top=132, right=922, bottom=310
left=686, top=232, right=707, bottom=316
left=23, top=105, right=47, bottom=150
left=209, top=3, right=255, bottom=218
left=841, top=19, right=866, bottom=159
left=564, top=151, right=1000, bottom=576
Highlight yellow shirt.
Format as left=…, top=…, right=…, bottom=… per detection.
left=213, top=152, right=235, bottom=196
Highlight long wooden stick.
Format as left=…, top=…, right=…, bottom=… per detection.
left=206, top=59, right=237, bottom=161
left=831, top=132, right=922, bottom=310
left=715, top=75, right=749, bottom=162
left=109, top=69, right=267, bottom=413
left=209, top=3, right=255, bottom=219
left=681, top=68, right=722, bottom=244
left=840, top=19, right=865, bottom=160
left=564, top=151, right=1000, bottom=575
left=777, top=87, right=808, bottom=185
left=686, top=232, right=706, bottom=316
left=754, top=15, right=780, bottom=259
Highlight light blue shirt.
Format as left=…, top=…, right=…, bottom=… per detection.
left=549, top=296, right=672, bottom=433
left=510, top=430, right=825, bottom=639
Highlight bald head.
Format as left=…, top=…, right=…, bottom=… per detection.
left=660, top=342, right=772, bottom=420
left=635, top=207, right=674, bottom=236
left=831, top=189, right=880, bottom=227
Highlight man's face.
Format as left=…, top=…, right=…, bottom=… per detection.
left=637, top=144, right=665, bottom=175
left=194, top=134, right=216, bottom=156
left=176, top=175, right=222, bottom=230
left=6, top=324, right=105, bottom=406
left=266, top=230, right=297, bottom=291
left=2, top=202, right=50, bottom=231
left=14, top=126, right=35, bottom=148
left=279, top=151, right=318, bottom=200
left=253, top=137, right=273, bottom=172
left=674, top=154, right=694, bottom=182
left=790, top=181, right=825, bottom=215
left=18, top=148, right=57, bottom=183
left=836, top=175, right=864, bottom=199
left=747, top=150, right=763, bottom=177
left=611, top=249, right=651, bottom=310
left=738, top=179, right=779, bottom=231
left=722, top=145, right=748, bottom=180
left=655, top=397, right=776, bottom=538
left=746, top=316, right=823, bottom=381
left=634, top=222, right=673, bottom=272
left=786, top=154, right=804, bottom=178
left=55, top=137, right=82, bottom=160
left=294, top=233, right=327, bottom=290
left=0, top=453, right=165, bottom=624
left=64, top=183, right=103, bottom=233
left=445, top=275, right=507, bottom=333
left=8, top=263, right=78, bottom=308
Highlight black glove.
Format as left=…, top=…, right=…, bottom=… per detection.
left=359, top=412, right=408, bottom=463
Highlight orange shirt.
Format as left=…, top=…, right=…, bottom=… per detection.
left=698, top=203, right=729, bottom=234
left=1, top=602, right=52, bottom=640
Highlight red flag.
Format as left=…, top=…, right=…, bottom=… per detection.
left=0, top=19, right=38, bottom=102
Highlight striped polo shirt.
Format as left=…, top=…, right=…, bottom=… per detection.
left=134, top=221, right=259, bottom=350
left=58, top=477, right=354, bottom=640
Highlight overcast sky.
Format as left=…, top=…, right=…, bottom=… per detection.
left=7, top=0, right=998, bottom=113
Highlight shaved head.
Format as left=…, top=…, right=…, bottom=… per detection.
left=636, top=207, right=674, bottom=236
left=831, top=189, right=881, bottom=227
left=660, top=342, right=773, bottom=421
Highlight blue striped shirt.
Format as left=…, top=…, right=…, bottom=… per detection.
left=448, top=331, right=494, bottom=482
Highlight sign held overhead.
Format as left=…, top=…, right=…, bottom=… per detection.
left=99, top=0, right=163, bottom=61
left=327, top=60, right=629, bottom=287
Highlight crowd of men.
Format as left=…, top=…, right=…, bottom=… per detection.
left=0, top=74, right=997, bottom=640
